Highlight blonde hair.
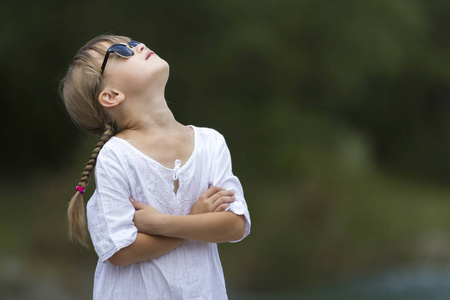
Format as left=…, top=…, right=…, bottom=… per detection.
left=60, top=34, right=130, bottom=247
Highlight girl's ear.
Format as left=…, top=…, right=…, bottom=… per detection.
left=98, top=88, right=125, bottom=108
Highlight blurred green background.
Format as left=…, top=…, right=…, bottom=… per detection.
left=2, top=0, right=450, bottom=299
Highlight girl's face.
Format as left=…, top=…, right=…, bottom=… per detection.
left=102, top=41, right=170, bottom=97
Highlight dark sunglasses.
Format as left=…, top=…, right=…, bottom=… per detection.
left=100, top=40, right=141, bottom=75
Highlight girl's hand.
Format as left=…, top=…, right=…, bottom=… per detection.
left=189, top=186, right=236, bottom=215
left=130, top=198, right=164, bottom=235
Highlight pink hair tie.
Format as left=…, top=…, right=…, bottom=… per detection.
left=76, top=185, right=85, bottom=194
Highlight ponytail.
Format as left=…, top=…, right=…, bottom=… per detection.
left=67, top=123, right=115, bottom=247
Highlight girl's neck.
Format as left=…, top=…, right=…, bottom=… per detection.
left=116, top=97, right=182, bottom=137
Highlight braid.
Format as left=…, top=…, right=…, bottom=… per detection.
left=77, top=123, right=115, bottom=189
left=68, top=123, right=115, bottom=247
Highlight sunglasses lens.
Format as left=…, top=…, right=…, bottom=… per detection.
left=101, top=42, right=139, bottom=75
left=110, top=44, right=134, bottom=58
left=128, top=40, right=141, bottom=47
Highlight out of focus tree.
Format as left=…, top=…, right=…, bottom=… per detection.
left=2, top=0, right=450, bottom=294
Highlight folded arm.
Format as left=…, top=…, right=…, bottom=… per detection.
left=141, top=211, right=245, bottom=243
left=109, top=233, right=186, bottom=266
left=108, top=186, right=236, bottom=266
left=109, top=212, right=244, bottom=266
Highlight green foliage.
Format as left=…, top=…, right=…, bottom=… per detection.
left=2, top=0, right=450, bottom=297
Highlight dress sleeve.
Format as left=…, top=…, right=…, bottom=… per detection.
left=211, top=132, right=251, bottom=242
left=87, top=147, right=138, bottom=262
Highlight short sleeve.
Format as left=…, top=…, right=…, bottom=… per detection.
left=211, top=132, right=251, bottom=242
left=87, top=146, right=138, bottom=262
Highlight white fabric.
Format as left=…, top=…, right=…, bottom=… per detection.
left=87, top=126, right=251, bottom=300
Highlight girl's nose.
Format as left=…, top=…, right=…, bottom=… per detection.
left=136, top=44, right=146, bottom=54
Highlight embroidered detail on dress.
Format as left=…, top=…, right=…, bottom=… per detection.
left=173, top=159, right=182, bottom=180
left=145, top=173, right=157, bottom=193
left=173, top=159, right=182, bottom=196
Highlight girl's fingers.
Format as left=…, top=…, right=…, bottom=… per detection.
left=130, top=198, right=145, bottom=210
left=209, top=190, right=235, bottom=204
left=212, top=196, right=235, bottom=211
left=191, top=187, right=235, bottom=214
left=201, top=186, right=224, bottom=199
left=214, top=203, right=230, bottom=212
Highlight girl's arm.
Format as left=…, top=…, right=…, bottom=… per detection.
left=132, top=201, right=246, bottom=243
left=108, top=186, right=235, bottom=266
left=160, top=212, right=245, bottom=243
left=110, top=212, right=244, bottom=266
left=109, top=233, right=186, bottom=266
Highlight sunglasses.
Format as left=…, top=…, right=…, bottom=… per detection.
left=100, top=40, right=141, bottom=75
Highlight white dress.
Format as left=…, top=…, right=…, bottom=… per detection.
left=87, top=126, right=251, bottom=300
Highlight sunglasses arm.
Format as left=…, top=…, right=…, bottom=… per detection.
left=100, top=51, right=112, bottom=75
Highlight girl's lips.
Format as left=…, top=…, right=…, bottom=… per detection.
left=146, top=51, right=155, bottom=60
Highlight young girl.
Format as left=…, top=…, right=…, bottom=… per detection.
left=61, top=35, right=250, bottom=299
